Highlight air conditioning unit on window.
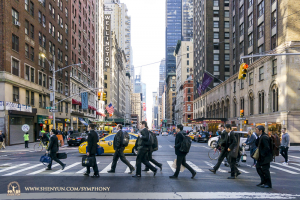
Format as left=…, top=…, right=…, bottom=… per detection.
left=38, top=0, right=44, bottom=4
left=61, top=24, right=63, bottom=28
left=14, top=21, right=21, bottom=26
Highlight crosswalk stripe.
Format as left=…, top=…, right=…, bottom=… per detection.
left=169, top=145, right=173, bottom=148
left=0, top=163, right=11, bottom=167
left=50, top=162, right=81, bottom=175
left=186, top=161, right=204, bottom=172
left=158, top=145, right=162, bottom=148
left=76, top=162, right=100, bottom=174
left=3, top=164, right=44, bottom=176
left=100, top=162, right=112, bottom=174
left=270, top=165, right=299, bottom=174
left=273, top=162, right=300, bottom=172
left=167, top=161, right=176, bottom=172
left=288, top=155, right=300, bottom=159
left=204, top=161, right=226, bottom=173
left=125, top=161, right=136, bottom=173
left=289, top=163, right=300, bottom=167
left=27, top=164, right=60, bottom=175
left=237, top=168, right=249, bottom=174
left=0, top=163, right=28, bottom=173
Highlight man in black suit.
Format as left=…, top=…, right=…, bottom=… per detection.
left=132, top=121, right=157, bottom=178
left=224, top=124, right=239, bottom=179
left=255, top=126, right=273, bottom=188
left=209, top=124, right=227, bottom=173
left=169, top=124, right=196, bottom=179
left=108, top=124, right=135, bottom=174
left=46, top=129, right=66, bottom=170
left=84, top=124, right=100, bottom=178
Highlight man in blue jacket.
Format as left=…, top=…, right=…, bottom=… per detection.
left=169, top=124, right=196, bottom=179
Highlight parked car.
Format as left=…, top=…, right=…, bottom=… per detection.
left=207, top=131, right=249, bottom=150
left=197, top=132, right=211, bottom=143
left=67, top=132, right=88, bottom=146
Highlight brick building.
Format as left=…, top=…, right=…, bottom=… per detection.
left=183, top=77, right=193, bottom=123
left=0, top=0, right=71, bottom=145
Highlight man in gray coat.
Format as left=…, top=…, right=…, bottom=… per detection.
left=280, top=128, right=290, bottom=165
left=243, top=129, right=257, bottom=167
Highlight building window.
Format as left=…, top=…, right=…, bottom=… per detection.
left=187, top=46, right=189, bottom=51
left=239, top=23, right=244, bottom=35
left=248, top=0, right=253, bottom=7
left=187, top=60, right=189, bottom=65
left=13, top=86, right=19, bottom=102
left=233, top=81, right=236, bottom=93
left=225, top=32, right=230, bottom=39
left=214, top=54, right=219, bottom=61
left=272, top=59, right=277, bottom=75
left=271, top=35, right=277, bottom=50
left=248, top=33, right=253, bottom=47
left=29, top=1, right=34, bottom=16
left=224, top=10, right=229, bottom=18
left=240, top=98, right=244, bottom=110
left=187, top=53, right=189, bottom=58
left=239, top=41, right=244, bottom=53
left=26, top=90, right=30, bottom=105
left=38, top=11, right=42, bottom=23
left=213, top=21, right=219, bottom=28
left=43, top=74, right=46, bottom=87
left=39, top=94, right=42, bottom=108
left=225, top=43, right=230, bottom=50
left=233, top=100, right=237, bottom=117
left=65, top=103, right=68, bottom=113
left=25, top=0, right=29, bottom=11
left=187, top=105, right=191, bottom=111
left=225, top=54, right=230, bottom=61
left=213, top=11, right=219, bottom=17
left=213, top=0, right=219, bottom=6
left=31, top=92, right=34, bottom=106
left=12, top=8, right=19, bottom=24
left=272, top=86, right=278, bottom=112
left=259, top=66, right=264, bottom=81
left=188, top=96, right=191, bottom=102
left=258, top=23, right=264, bottom=38
left=12, top=58, right=19, bottom=76
left=214, top=43, right=219, bottom=50
left=258, top=0, right=264, bottom=17
left=25, top=43, right=29, bottom=58
left=224, top=21, right=230, bottom=28
left=249, top=72, right=253, bottom=85
left=214, top=65, right=219, bottom=72
left=240, top=79, right=244, bottom=89
left=239, top=4, right=244, bottom=19
left=39, top=72, right=42, bottom=85
left=271, top=10, right=277, bottom=27
left=31, top=68, right=34, bottom=82
left=258, top=44, right=264, bottom=53
left=30, top=47, right=34, bottom=61
left=214, top=32, right=219, bottom=39
left=12, top=34, right=19, bottom=52
left=249, top=94, right=254, bottom=115
left=248, top=12, right=253, bottom=27
left=225, top=65, right=230, bottom=72
left=259, top=92, right=265, bottom=114
left=25, top=65, right=30, bottom=80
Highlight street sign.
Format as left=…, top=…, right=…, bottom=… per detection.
left=237, top=117, right=246, bottom=120
left=49, top=109, right=58, bottom=113
left=22, top=124, right=30, bottom=132
left=46, top=106, right=56, bottom=109
left=163, top=120, right=167, bottom=123
left=50, top=92, right=54, bottom=101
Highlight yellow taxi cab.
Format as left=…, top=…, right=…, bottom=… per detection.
left=187, top=132, right=195, bottom=140
left=78, top=133, right=138, bottom=155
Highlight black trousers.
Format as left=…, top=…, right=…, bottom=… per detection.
left=111, top=147, right=133, bottom=170
left=144, top=149, right=162, bottom=170
left=256, top=162, right=272, bottom=187
left=174, top=155, right=195, bottom=177
left=228, top=156, right=238, bottom=177
left=214, top=150, right=228, bottom=171
left=48, top=151, right=64, bottom=169
left=25, top=141, right=28, bottom=148
left=136, top=148, right=156, bottom=176
left=280, top=147, right=289, bottom=162
left=86, top=154, right=99, bottom=174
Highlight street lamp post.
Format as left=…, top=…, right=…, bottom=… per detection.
left=40, top=53, right=81, bottom=130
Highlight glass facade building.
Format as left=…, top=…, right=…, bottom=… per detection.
left=182, top=0, right=193, bottom=41
left=165, top=0, right=182, bottom=78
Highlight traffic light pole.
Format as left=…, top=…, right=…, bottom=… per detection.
left=240, top=53, right=300, bottom=59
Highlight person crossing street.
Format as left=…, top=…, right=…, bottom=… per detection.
left=108, top=124, right=135, bottom=174
left=46, top=129, right=66, bottom=170
left=280, top=128, right=290, bottom=165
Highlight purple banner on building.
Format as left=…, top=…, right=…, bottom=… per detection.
left=201, top=73, right=213, bottom=92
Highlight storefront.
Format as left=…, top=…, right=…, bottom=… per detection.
left=65, top=118, right=71, bottom=131
left=189, top=118, right=227, bottom=134
left=78, top=117, right=88, bottom=133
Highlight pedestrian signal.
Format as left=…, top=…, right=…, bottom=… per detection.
left=238, top=63, right=249, bottom=80
left=103, top=93, right=107, bottom=101
left=97, top=92, right=101, bottom=101
left=240, top=110, right=244, bottom=117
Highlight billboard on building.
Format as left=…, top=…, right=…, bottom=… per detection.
left=103, top=14, right=111, bottom=69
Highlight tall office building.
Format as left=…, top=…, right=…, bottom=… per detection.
left=182, top=0, right=193, bottom=41
left=193, top=0, right=231, bottom=100
left=158, top=60, right=166, bottom=104
left=165, top=0, right=182, bottom=77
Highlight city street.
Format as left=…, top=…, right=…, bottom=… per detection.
left=1, top=135, right=300, bottom=199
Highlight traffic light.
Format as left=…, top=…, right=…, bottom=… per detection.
left=44, top=120, right=48, bottom=125
left=244, top=120, right=248, bottom=124
left=103, top=92, right=107, bottom=101
left=240, top=110, right=244, bottom=117
left=97, top=92, right=101, bottom=101
left=238, top=63, right=249, bottom=80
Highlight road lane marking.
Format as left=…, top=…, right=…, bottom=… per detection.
left=76, top=162, right=100, bottom=174
left=270, top=165, right=299, bottom=174
left=100, top=162, right=112, bottom=173
left=169, top=145, right=173, bottom=148
left=273, top=162, right=300, bottom=172
left=0, top=163, right=28, bottom=173
left=186, top=161, right=204, bottom=172
left=167, top=161, right=176, bottom=172
left=27, top=164, right=60, bottom=175
left=50, top=162, right=81, bottom=174
left=4, top=192, right=300, bottom=199
left=204, top=161, right=227, bottom=173
left=0, top=163, right=11, bottom=166
left=3, top=163, right=44, bottom=176
left=237, top=168, right=249, bottom=173
left=124, top=161, right=136, bottom=173
left=288, top=155, right=300, bottom=159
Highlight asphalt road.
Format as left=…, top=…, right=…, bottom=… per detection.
left=1, top=135, right=300, bottom=200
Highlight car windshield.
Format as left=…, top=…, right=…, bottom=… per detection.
left=72, top=133, right=81, bottom=137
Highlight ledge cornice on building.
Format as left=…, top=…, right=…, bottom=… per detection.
left=193, top=41, right=300, bottom=103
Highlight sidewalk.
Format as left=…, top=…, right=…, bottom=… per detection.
left=0, top=141, right=69, bottom=153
